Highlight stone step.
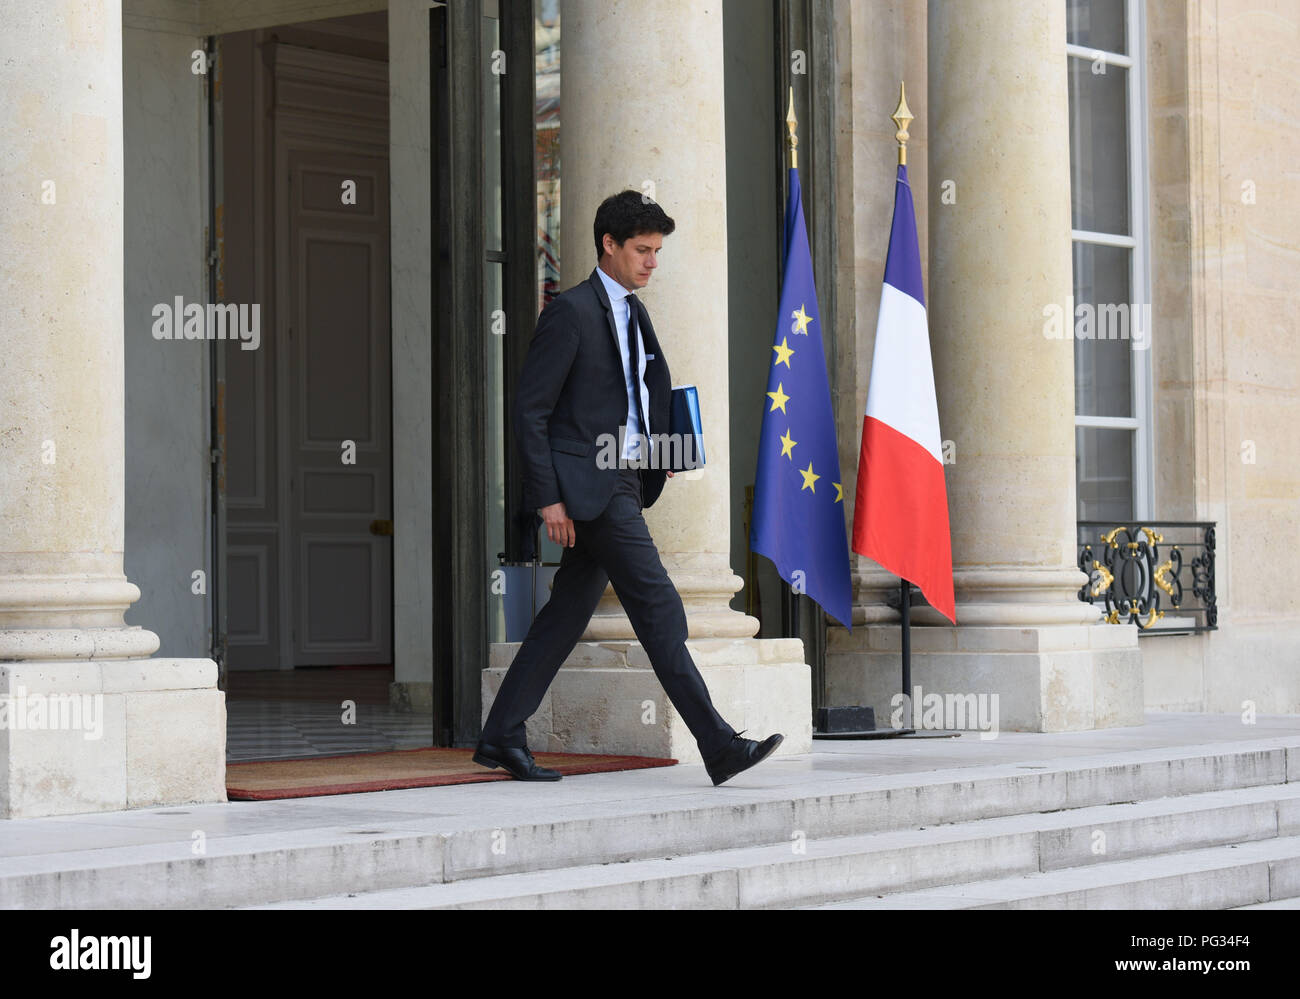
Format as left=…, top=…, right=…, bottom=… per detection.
left=5, top=739, right=1296, bottom=909
left=801, top=834, right=1300, bottom=909
left=1231, top=897, right=1300, bottom=909
left=243, top=784, right=1300, bottom=910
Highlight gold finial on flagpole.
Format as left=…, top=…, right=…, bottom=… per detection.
left=786, top=86, right=798, bottom=169
left=892, top=81, right=913, bottom=166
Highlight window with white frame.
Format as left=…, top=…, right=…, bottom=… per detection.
left=1066, top=0, right=1152, bottom=521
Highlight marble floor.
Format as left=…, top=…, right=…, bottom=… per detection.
left=225, top=699, right=435, bottom=763
left=224, top=666, right=434, bottom=763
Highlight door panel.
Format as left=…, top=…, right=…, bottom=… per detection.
left=221, top=34, right=392, bottom=673
left=286, top=147, right=391, bottom=666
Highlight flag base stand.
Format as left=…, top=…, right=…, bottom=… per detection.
left=813, top=729, right=960, bottom=740
left=811, top=578, right=942, bottom=741
left=811, top=705, right=926, bottom=740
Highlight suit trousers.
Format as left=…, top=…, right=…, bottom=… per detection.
left=480, top=467, right=737, bottom=761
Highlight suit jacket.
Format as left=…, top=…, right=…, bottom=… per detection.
left=514, top=267, right=672, bottom=521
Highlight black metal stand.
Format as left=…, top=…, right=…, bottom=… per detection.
left=812, top=577, right=955, bottom=740
left=894, top=576, right=915, bottom=736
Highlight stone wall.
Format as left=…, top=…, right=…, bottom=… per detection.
left=1144, top=0, right=1300, bottom=712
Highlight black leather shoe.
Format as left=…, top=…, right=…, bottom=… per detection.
left=703, top=730, right=784, bottom=786
left=472, top=741, right=562, bottom=781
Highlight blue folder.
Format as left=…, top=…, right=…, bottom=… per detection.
left=667, top=385, right=706, bottom=471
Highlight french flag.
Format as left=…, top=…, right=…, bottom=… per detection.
left=851, top=164, right=956, bottom=624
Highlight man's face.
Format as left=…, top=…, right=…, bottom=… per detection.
left=600, top=230, right=663, bottom=290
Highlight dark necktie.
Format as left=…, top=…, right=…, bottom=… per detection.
left=625, top=293, right=649, bottom=461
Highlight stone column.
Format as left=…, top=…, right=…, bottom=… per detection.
left=0, top=4, right=158, bottom=664
left=558, top=0, right=759, bottom=642
left=926, top=0, right=1109, bottom=629
left=0, top=1, right=224, bottom=817
left=827, top=0, right=1141, bottom=731
left=484, top=0, right=807, bottom=764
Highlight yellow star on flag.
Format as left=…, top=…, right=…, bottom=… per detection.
left=833, top=482, right=843, bottom=502
left=772, top=337, right=795, bottom=368
left=779, top=429, right=796, bottom=458
left=767, top=382, right=790, bottom=414
left=791, top=304, right=813, bottom=336
left=799, top=461, right=819, bottom=492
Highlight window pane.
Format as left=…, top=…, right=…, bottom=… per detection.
left=483, top=15, right=502, bottom=253
left=1076, top=427, right=1133, bottom=521
left=1073, top=241, right=1133, bottom=418
left=536, top=0, right=561, bottom=313
left=1067, top=57, right=1129, bottom=234
left=1066, top=0, right=1126, bottom=54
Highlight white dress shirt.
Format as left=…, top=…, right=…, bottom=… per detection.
left=595, top=265, right=653, bottom=463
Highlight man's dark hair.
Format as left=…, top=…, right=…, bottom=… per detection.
left=593, top=191, right=676, bottom=261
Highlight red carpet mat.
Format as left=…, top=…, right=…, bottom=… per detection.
left=227, top=746, right=678, bottom=800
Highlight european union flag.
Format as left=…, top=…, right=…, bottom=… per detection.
left=750, top=167, right=853, bottom=628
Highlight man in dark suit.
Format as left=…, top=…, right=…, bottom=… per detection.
left=473, top=191, right=784, bottom=786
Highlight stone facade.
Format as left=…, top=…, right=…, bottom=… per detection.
left=2, top=0, right=1295, bottom=817
left=825, top=0, right=1298, bottom=726
left=1139, top=0, right=1300, bottom=711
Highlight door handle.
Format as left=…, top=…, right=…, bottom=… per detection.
left=369, top=519, right=394, bottom=536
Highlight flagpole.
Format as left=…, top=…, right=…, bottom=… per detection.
left=892, top=83, right=917, bottom=733
left=899, top=577, right=911, bottom=708
left=781, top=87, right=837, bottom=734
left=825, top=81, right=957, bottom=740
left=781, top=85, right=801, bottom=676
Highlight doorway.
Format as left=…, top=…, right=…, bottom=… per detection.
left=213, top=11, right=422, bottom=762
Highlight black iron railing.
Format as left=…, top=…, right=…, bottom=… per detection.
left=1077, top=521, right=1218, bottom=634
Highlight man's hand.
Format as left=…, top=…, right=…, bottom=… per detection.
left=540, top=501, right=575, bottom=547
left=666, top=471, right=675, bottom=478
